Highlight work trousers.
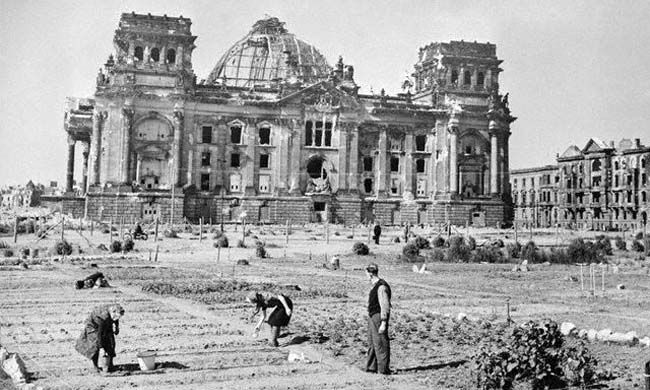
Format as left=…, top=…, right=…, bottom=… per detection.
left=366, top=313, right=390, bottom=374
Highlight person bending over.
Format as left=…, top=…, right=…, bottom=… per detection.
left=247, top=292, right=293, bottom=347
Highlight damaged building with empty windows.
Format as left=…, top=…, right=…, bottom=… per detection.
left=62, top=13, right=515, bottom=225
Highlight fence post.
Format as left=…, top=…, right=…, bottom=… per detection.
left=109, top=217, right=113, bottom=244
left=61, top=216, right=65, bottom=241
left=644, top=359, right=650, bottom=390
left=119, top=216, right=124, bottom=241
left=199, top=217, right=203, bottom=243
left=13, top=216, right=19, bottom=244
left=326, top=220, right=329, bottom=244
left=285, top=219, right=289, bottom=245
left=154, top=218, right=159, bottom=241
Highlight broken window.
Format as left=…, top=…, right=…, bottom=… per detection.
left=416, top=179, right=426, bottom=196
left=166, top=48, right=176, bottom=64
left=134, top=46, right=144, bottom=61
left=324, top=122, right=332, bottom=146
left=201, top=152, right=211, bottom=167
left=390, top=138, right=401, bottom=151
left=465, top=145, right=473, bottom=155
left=463, top=70, right=471, bottom=85
left=416, top=159, right=425, bottom=173
left=390, top=157, right=399, bottom=172
left=643, top=173, right=647, bottom=185
left=260, top=153, right=269, bottom=168
left=477, top=72, right=484, bottom=86
left=363, top=157, right=373, bottom=172
left=364, top=178, right=373, bottom=193
left=415, top=135, right=426, bottom=151
left=229, top=174, right=241, bottom=192
left=230, top=125, right=242, bottom=144
left=592, top=159, right=601, bottom=172
left=200, top=173, right=210, bottom=191
left=614, top=161, right=619, bottom=170
left=305, top=121, right=313, bottom=146
left=202, top=126, right=212, bottom=144
left=593, top=192, right=600, bottom=202
left=390, top=178, right=400, bottom=194
left=259, top=126, right=270, bottom=145
left=614, top=175, right=619, bottom=186
left=451, top=69, right=458, bottom=84
left=151, top=47, right=160, bottom=62
left=231, top=153, right=240, bottom=167
left=592, top=176, right=601, bottom=186
left=314, top=121, right=323, bottom=147
left=642, top=191, right=647, bottom=202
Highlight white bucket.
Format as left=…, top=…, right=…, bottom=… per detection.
left=136, top=351, right=157, bottom=371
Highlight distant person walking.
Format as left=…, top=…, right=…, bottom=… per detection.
left=247, top=292, right=293, bottom=347
left=75, top=304, right=124, bottom=373
left=373, top=222, right=382, bottom=245
left=364, top=263, right=391, bottom=375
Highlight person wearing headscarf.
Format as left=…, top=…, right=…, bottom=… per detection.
left=74, top=304, right=124, bottom=372
left=246, top=292, right=293, bottom=347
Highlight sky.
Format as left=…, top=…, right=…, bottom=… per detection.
left=1, top=0, right=649, bottom=186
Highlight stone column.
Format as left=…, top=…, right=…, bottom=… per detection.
left=377, top=128, right=388, bottom=196
left=348, top=125, right=359, bottom=192
left=90, top=110, right=105, bottom=185
left=121, top=107, right=134, bottom=184
left=448, top=118, right=459, bottom=195
left=489, top=120, right=499, bottom=196
left=65, top=135, right=75, bottom=192
left=135, top=154, right=143, bottom=184
left=502, top=128, right=511, bottom=195
left=173, top=109, right=184, bottom=187
left=404, top=133, right=414, bottom=195
left=81, top=142, right=90, bottom=194
left=244, top=122, right=258, bottom=195
left=186, top=150, right=193, bottom=186
left=486, top=69, right=492, bottom=88
left=337, top=124, right=349, bottom=192
left=289, top=120, right=302, bottom=194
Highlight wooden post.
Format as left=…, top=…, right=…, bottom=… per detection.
left=199, top=217, right=203, bottom=243
left=326, top=220, right=329, bottom=244
left=90, top=220, right=94, bottom=236
left=148, top=249, right=151, bottom=262
left=61, top=216, right=65, bottom=241
left=109, top=217, right=113, bottom=243
left=643, top=359, right=650, bottom=390
left=119, top=216, right=124, bottom=241
left=514, top=221, right=518, bottom=244
left=367, top=223, right=371, bottom=244
left=217, top=245, right=221, bottom=264
left=285, top=219, right=289, bottom=245
left=13, top=217, right=18, bottom=244
left=351, top=224, right=355, bottom=239
left=579, top=263, right=584, bottom=292
left=154, top=218, right=159, bottom=241
left=555, top=223, right=559, bottom=247
left=601, top=265, right=605, bottom=296
left=241, top=218, right=246, bottom=246
left=154, top=245, right=159, bottom=262
left=529, top=223, right=533, bottom=242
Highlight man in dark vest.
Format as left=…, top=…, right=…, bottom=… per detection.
left=365, top=263, right=391, bottom=374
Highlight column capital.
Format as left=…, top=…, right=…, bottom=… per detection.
left=93, top=110, right=107, bottom=121
left=67, top=134, right=76, bottom=146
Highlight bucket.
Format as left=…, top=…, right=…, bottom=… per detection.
left=136, top=351, right=157, bottom=371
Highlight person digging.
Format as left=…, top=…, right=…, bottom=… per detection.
left=75, top=304, right=124, bottom=373
left=247, top=292, right=293, bottom=347
left=364, top=263, right=391, bottom=375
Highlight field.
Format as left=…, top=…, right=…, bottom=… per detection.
left=0, top=219, right=649, bottom=389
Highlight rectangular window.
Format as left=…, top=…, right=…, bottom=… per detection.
left=305, top=121, right=313, bottom=146
left=363, top=178, right=373, bottom=193
left=230, top=125, right=242, bottom=144
left=200, top=173, right=210, bottom=191
left=390, top=157, right=399, bottom=172
left=314, top=121, right=323, bottom=147
left=260, top=153, right=269, bottom=168
left=259, top=175, right=270, bottom=193
left=416, top=179, right=426, bottom=196
left=592, top=176, right=601, bottom=186
left=390, top=138, right=401, bottom=151
left=416, top=159, right=425, bottom=173
left=390, top=178, right=400, bottom=194
left=201, top=126, right=212, bottom=144
left=324, top=122, right=332, bottom=146
left=259, top=126, right=270, bottom=145
left=415, top=135, right=426, bottom=151
left=229, top=174, right=241, bottom=192
left=231, top=153, right=240, bottom=167
left=363, top=157, right=373, bottom=172
left=201, top=151, right=211, bottom=167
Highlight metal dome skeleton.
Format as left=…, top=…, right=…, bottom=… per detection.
left=205, top=17, right=332, bottom=88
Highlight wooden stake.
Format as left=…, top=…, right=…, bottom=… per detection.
left=109, top=217, right=113, bottom=244
left=241, top=218, right=246, bottom=246
left=326, top=220, right=329, bottom=244
left=154, top=245, right=159, bottom=262
left=13, top=217, right=18, bottom=244
left=61, top=216, right=65, bottom=241
left=601, top=265, right=605, bottom=296
left=644, top=359, right=650, bottom=390
left=154, top=218, right=159, bottom=241
left=217, top=245, right=221, bottom=264
left=119, top=216, right=124, bottom=241
left=579, top=264, right=584, bottom=292
left=199, top=217, right=203, bottom=243
left=285, top=219, right=289, bottom=244
left=351, top=224, right=355, bottom=239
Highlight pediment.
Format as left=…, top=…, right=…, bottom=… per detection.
left=278, top=81, right=359, bottom=111
left=560, top=145, right=582, bottom=159
left=582, top=138, right=610, bottom=154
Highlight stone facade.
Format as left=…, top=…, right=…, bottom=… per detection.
left=511, top=138, right=650, bottom=230
left=62, top=13, right=515, bottom=225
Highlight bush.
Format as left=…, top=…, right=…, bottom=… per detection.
left=213, top=230, right=224, bottom=239
left=123, top=238, right=134, bottom=252
left=566, top=238, right=603, bottom=264
left=402, top=242, right=420, bottom=259
left=474, top=319, right=599, bottom=390
left=447, top=235, right=471, bottom=262
left=593, top=236, right=612, bottom=256
left=632, top=240, right=645, bottom=252
left=506, top=242, right=522, bottom=259
left=255, top=245, right=267, bottom=258
left=412, top=235, right=430, bottom=250
left=392, top=236, right=401, bottom=243
left=352, top=242, right=369, bottom=255
left=109, top=240, right=122, bottom=253
left=521, top=241, right=538, bottom=263
left=428, top=248, right=446, bottom=262
left=3, top=248, right=14, bottom=258
left=614, top=236, right=626, bottom=251
left=18, top=220, right=35, bottom=234
left=635, top=231, right=644, bottom=240
left=471, top=246, right=504, bottom=263
left=432, top=236, right=446, bottom=248
left=236, top=239, right=246, bottom=248
left=467, top=236, right=477, bottom=250
left=491, top=238, right=505, bottom=248
left=19, top=247, right=30, bottom=258
left=53, top=239, right=73, bottom=256
left=164, top=229, right=178, bottom=238
left=214, top=235, right=229, bottom=248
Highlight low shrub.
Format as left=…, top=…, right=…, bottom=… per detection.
left=213, top=230, right=224, bottom=239
left=236, top=239, right=246, bottom=248
left=352, top=242, right=369, bottom=255
left=3, top=248, right=14, bottom=258
left=392, top=236, right=401, bottom=243
left=164, top=229, right=178, bottom=238
left=614, top=236, right=626, bottom=251
left=18, top=220, right=35, bottom=234
left=566, top=238, right=604, bottom=264
left=635, top=231, right=644, bottom=240
left=19, top=247, right=30, bottom=258
left=122, top=238, right=134, bottom=252
left=491, top=238, right=505, bottom=248
left=432, top=236, right=446, bottom=248
left=632, top=240, right=645, bottom=252
left=109, top=240, right=122, bottom=253
left=0, top=241, right=8, bottom=249
left=521, top=241, right=538, bottom=263
left=256, top=245, right=267, bottom=258
left=428, top=248, right=445, bottom=262
left=214, top=235, right=229, bottom=248
left=593, top=236, right=612, bottom=256
left=447, top=235, right=471, bottom=262
left=402, top=242, right=420, bottom=259
left=413, top=235, right=430, bottom=250
left=506, top=242, right=522, bottom=259
left=467, top=236, right=477, bottom=250
left=53, top=239, right=73, bottom=256
left=470, top=246, right=504, bottom=263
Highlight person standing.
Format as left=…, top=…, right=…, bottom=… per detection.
left=365, top=263, right=391, bottom=375
left=75, top=304, right=124, bottom=373
left=373, top=222, right=382, bottom=245
left=404, top=222, right=410, bottom=243
left=247, top=292, right=293, bottom=347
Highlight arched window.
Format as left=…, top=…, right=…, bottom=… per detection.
left=463, top=70, right=471, bottom=85
left=134, top=46, right=144, bottom=61
left=451, top=69, right=458, bottom=84
left=614, top=160, right=619, bottom=170
left=150, top=47, right=160, bottom=62
left=592, top=159, right=601, bottom=172
left=642, top=158, right=646, bottom=169
left=166, top=48, right=176, bottom=64
left=477, top=72, right=484, bottom=86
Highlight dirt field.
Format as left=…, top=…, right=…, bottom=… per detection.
left=1, top=221, right=649, bottom=389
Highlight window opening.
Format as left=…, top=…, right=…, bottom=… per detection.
left=231, top=153, right=240, bottom=167
left=259, top=126, right=270, bottom=145
left=260, top=154, right=269, bottom=168
left=363, top=157, right=373, bottom=172
left=230, top=125, right=242, bottom=144
left=202, top=126, right=212, bottom=144
left=201, top=152, right=211, bottom=167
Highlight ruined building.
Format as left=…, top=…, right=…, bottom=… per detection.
left=511, top=138, right=650, bottom=230
left=63, top=13, right=515, bottom=225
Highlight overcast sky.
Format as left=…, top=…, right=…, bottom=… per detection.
left=1, top=0, right=649, bottom=186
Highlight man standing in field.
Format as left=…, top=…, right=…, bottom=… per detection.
left=365, top=263, right=391, bottom=375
